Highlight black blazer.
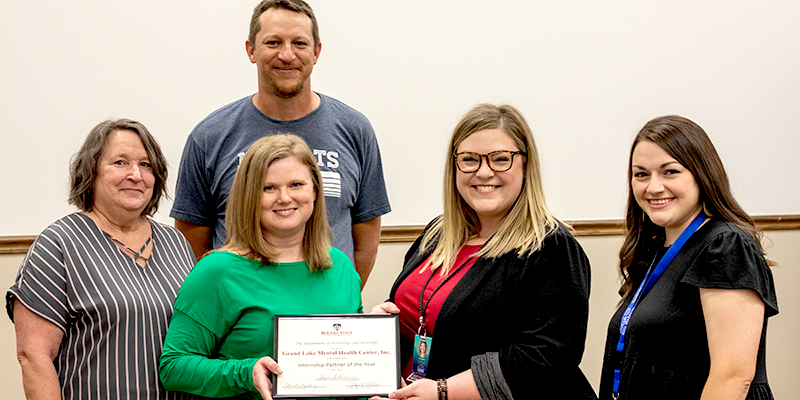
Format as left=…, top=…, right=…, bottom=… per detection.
left=388, top=220, right=597, bottom=399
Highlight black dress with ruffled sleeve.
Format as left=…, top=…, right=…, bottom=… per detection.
left=600, top=219, right=778, bottom=400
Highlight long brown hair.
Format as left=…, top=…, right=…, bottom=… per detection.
left=220, top=134, right=332, bottom=270
left=618, top=115, right=768, bottom=298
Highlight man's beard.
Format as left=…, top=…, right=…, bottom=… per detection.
left=271, top=80, right=305, bottom=99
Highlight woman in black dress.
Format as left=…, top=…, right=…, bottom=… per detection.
left=600, top=115, right=778, bottom=400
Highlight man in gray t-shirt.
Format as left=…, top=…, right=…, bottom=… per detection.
left=171, top=0, right=390, bottom=289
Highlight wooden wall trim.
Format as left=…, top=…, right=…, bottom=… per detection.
left=378, top=215, right=800, bottom=243
left=750, top=215, right=800, bottom=231
left=2, top=215, right=798, bottom=254
left=0, top=236, right=37, bottom=255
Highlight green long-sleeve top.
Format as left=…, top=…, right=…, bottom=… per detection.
left=159, top=249, right=363, bottom=399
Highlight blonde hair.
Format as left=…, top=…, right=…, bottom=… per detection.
left=421, top=104, right=562, bottom=274
left=220, top=134, right=332, bottom=270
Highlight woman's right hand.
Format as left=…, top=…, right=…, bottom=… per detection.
left=252, top=356, right=286, bottom=400
left=370, top=301, right=400, bottom=314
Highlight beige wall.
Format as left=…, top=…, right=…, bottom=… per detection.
left=1, top=230, right=797, bottom=398
left=1, top=253, right=25, bottom=400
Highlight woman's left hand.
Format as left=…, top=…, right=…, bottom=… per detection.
left=370, top=378, right=437, bottom=400
left=370, top=301, right=400, bottom=314
left=252, top=356, right=288, bottom=400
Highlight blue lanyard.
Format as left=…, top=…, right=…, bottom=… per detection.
left=612, top=212, right=707, bottom=398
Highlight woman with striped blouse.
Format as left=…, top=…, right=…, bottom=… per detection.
left=6, top=119, right=198, bottom=400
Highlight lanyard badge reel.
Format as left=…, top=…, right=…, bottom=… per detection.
left=407, top=319, right=432, bottom=382
left=611, top=212, right=707, bottom=398
left=407, top=247, right=481, bottom=383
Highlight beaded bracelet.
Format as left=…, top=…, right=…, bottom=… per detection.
left=437, top=378, right=448, bottom=400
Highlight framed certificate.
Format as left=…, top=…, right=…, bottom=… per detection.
left=272, top=314, right=401, bottom=398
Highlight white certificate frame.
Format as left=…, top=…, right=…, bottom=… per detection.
left=272, top=314, right=401, bottom=398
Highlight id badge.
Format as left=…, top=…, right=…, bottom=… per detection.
left=407, top=334, right=432, bottom=382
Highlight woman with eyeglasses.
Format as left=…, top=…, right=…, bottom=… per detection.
left=371, top=104, right=597, bottom=400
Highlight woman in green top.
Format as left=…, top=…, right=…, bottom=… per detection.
left=159, top=134, right=363, bottom=399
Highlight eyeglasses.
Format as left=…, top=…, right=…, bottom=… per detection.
left=454, top=150, right=526, bottom=173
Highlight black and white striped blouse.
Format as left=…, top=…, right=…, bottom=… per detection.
left=6, top=213, right=199, bottom=400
